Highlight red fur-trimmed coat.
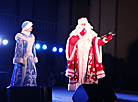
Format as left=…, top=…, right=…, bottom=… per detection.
left=65, top=30, right=109, bottom=90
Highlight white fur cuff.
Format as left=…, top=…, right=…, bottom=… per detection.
left=102, top=37, right=108, bottom=43
left=13, top=58, right=23, bottom=64
left=65, top=69, right=75, bottom=77
left=97, top=70, right=105, bottom=75
left=68, top=83, right=77, bottom=90
left=33, top=57, right=38, bottom=63
left=97, top=70, right=105, bottom=79
left=97, top=74, right=105, bottom=79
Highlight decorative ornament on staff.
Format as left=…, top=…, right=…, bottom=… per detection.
left=101, top=31, right=116, bottom=39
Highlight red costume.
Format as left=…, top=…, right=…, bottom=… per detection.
left=65, top=17, right=113, bottom=90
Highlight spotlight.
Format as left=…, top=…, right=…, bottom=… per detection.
left=59, top=47, right=63, bottom=53
left=52, top=47, right=57, bottom=52
left=42, top=44, right=47, bottom=50
left=2, top=39, right=8, bottom=45
left=35, top=43, right=40, bottom=49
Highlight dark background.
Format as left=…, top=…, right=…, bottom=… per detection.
left=0, top=0, right=138, bottom=91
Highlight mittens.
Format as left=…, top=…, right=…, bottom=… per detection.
left=105, top=34, right=113, bottom=41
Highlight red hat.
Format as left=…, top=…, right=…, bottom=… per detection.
left=78, top=17, right=88, bottom=25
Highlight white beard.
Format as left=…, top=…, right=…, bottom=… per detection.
left=77, top=32, right=93, bottom=84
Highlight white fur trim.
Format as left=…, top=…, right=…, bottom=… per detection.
left=22, top=21, right=33, bottom=31
left=95, top=37, right=102, bottom=63
left=97, top=74, right=105, bottom=79
left=33, top=57, right=38, bottom=63
left=15, top=33, right=34, bottom=42
left=66, top=37, right=77, bottom=60
left=78, top=17, right=88, bottom=25
left=77, top=33, right=93, bottom=85
left=102, top=37, right=108, bottom=43
left=68, top=83, right=77, bottom=90
left=65, top=69, right=75, bottom=77
left=97, top=70, right=105, bottom=75
left=78, top=33, right=83, bottom=38
left=65, top=73, right=74, bottom=77
left=13, top=58, right=23, bottom=64
left=21, top=30, right=30, bottom=36
left=97, top=70, right=105, bottom=79
left=66, top=69, right=75, bottom=73
left=14, top=33, right=36, bottom=63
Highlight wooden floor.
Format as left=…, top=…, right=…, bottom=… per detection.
left=52, top=86, right=138, bottom=102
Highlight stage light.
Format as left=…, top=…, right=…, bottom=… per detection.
left=2, top=39, right=8, bottom=45
left=59, top=47, right=63, bottom=53
left=52, top=47, right=57, bottom=52
left=42, top=44, right=47, bottom=50
left=35, top=43, right=40, bottom=49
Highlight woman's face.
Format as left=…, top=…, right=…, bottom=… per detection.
left=25, top=26, right=33, bottom=32
left=29, top=26, right=33, bottom=32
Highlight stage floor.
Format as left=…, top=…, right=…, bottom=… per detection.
left=52, top=86, right=138, bottom=102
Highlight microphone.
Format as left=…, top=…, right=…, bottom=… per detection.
left=80, top=28, right=86, bottom=36
left=82, top=28, right=86, bottom=35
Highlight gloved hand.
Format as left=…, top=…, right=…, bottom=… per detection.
left=104, top=32, right=115, bottom=41
left=105, top=34, right=113, bottom=41
left=80, top=28, right=86, bottom=36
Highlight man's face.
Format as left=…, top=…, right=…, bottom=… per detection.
left=79, top=23, right=87, bottom=30
left=81, top=23, right=86, bottom=26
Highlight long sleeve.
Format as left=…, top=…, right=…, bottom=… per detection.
left=13, top=37, right=24, bottom=64
left=66, top=36, right=79, bottom=90
left=68, top=35, right=80, bottom=58
left=93, top=36, right=106, bottom=79
left=32, top=43, right=38, bottom=63
left=97, top=34, right=113, bottom=46
left=65, top=34, right=81, bottom=77
left=97, top=37, right=108, bottom=46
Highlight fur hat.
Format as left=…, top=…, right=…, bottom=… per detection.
left=78, top=17, right=88, bottom=25
left=21, top=21, right=33, bottom=31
